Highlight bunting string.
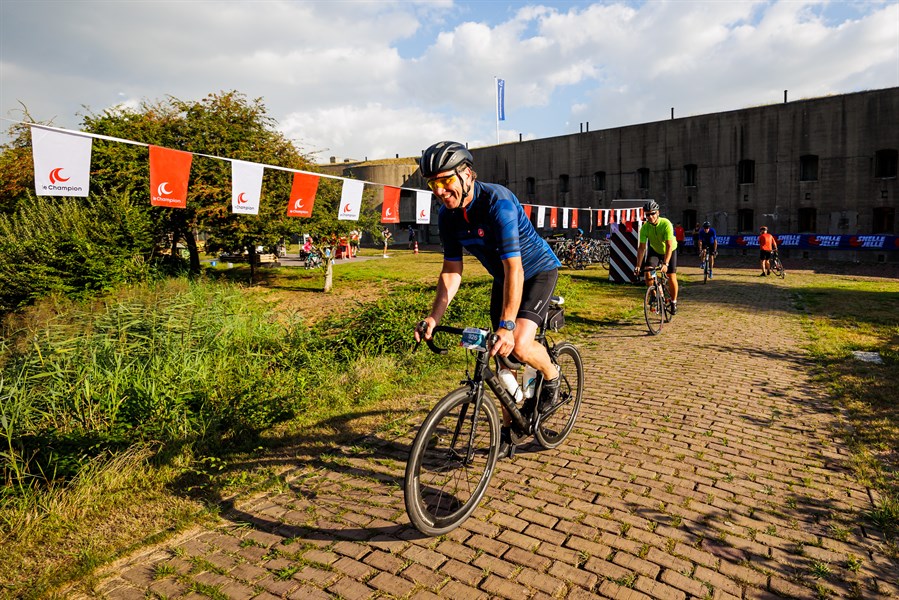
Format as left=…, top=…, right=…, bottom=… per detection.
left=11, top=119, right=645, bottom=226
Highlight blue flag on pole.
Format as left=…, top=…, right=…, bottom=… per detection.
left=497, top=78, right=505, bottom=121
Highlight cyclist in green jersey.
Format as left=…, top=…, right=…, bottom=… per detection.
left=634, top=200, right=679, bottom=314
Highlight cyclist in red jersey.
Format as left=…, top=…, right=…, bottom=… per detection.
left=758, top=226, right=778, bottom=276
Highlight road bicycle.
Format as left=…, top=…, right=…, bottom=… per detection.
left=770, top=250, right=785, bottom=279
left=404, top=297, right=584, bottom=536
left=699, top=248, right=716, bottom=283
left=641, top=263, right=674, bottom=335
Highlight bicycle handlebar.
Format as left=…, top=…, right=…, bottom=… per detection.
left=416, top=324, right=522, bottom=369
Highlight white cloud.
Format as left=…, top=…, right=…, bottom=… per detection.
left=1, top=0, right=896, bottom=160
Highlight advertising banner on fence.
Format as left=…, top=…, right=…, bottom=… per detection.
left=712, top=234, right=898, bottom=251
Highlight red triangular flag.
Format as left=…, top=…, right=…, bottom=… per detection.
left=287, top=172, right=319, bottom=217
left=382, top=186, right=400, bottom=223
left=549, top=207, right=558, bottom=228
left=149, top=145, right=192, bottom=208
left=571, top=208, right=579, bottom=229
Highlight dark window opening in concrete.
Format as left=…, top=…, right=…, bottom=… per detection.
left=875, top=149, right=898, bottom=178
left=637, top=168, right=650, bottom=190
left=800, top=155, right=818, bottom=181
left=593, top=171, right=606, bottom=191
left=526, top=177, right=536, bottom=197
left=559, top=174, right=570, bottom=195
left=683, top=164, right=697, bottom=187
left=683, top=209, right=697, bottom=231
left=737, top=208, right=754, bottom=232
left=798, top=207, right=817, bottom=232
left=738, top=159, right=755, bottom=184
left=873, top=207, right=895, bottom=234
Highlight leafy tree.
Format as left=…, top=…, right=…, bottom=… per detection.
left=0, top=111, right=38, bottom=215
left=82, top=91, right=322, bottom=278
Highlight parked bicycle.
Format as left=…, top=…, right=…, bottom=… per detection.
left=641, top=262, right=675, bottom=335
left=404, top=297, right=584, bottom=536
left=770, top=250, right=785, bottom=279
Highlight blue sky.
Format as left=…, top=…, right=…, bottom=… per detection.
left=1, top=0, right=897, bottom=162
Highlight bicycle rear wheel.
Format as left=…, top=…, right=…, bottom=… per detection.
left=535, top=342, right=584, bottom=448
left=404, top=388, right=500, bottom=536
left=644, top=285, right=663, bottom=335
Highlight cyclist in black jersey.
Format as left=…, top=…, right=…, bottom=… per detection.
left=413, top=141, right=563, bottom=458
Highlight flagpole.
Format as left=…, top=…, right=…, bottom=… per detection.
left=494, top=76, right=499, bottom=145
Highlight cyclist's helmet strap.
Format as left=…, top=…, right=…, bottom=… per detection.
left=420, top=141, right=474, bottom=179
left=643, top=200, right=660, bottom=213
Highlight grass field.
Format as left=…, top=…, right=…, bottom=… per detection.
left=1, top=249, right=896, bottom=596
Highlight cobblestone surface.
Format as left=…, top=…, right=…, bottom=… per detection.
left=72, top=265, right=898, bottom=599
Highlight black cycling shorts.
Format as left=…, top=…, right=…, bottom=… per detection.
left=760, top=250, right=773, bottom=260
left=490, top=268, right=559, bottom=329
left=645, top=246, right=677, bottom=274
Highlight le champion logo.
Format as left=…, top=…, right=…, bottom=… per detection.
left=43, top=167, right=83, bottom=192
left=152, top=181, right=183, bottom=205
left=49, top=168, right=69, bottom=184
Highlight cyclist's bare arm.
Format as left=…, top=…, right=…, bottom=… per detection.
left=634, top=242, right=647, bottom=275
left=418, top=260, right=463, bottom=342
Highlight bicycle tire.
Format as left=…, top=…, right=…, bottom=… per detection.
left=535, top=342, right=584, bottom=448
left=404, top=388, right=500, bottom=536
left=703, top=260, right=709, bottom=284
left=774, top=261, right=785, bottom=279
left=644, top=285, right=663, bottom=335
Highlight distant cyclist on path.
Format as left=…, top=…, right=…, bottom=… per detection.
left=697, top=221, right=718, bottom=278
left=413, top=141, right=563, bottom=458
left=634, top=200, right=679, bottom=314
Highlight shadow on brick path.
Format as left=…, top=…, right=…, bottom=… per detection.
left=73, top=265, right=898, bottom=599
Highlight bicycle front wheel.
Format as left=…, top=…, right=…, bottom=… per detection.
left=644, top=285, right=664, bottom=335
left=774, top=261, right=785, bottom=279
left=535, top=342, right=584, bottom=448
left=404, top=388, right=500, bottom=536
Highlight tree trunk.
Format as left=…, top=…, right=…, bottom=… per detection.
left=248, top=244, right=257, bottom=283
left=324, top=257, right=334, bottom=292
left=169, top=231, right=180, bottom=269
left=184, top=230, right=201, bottom=275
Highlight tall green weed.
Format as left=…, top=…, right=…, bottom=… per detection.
left=0, top=277, right=492, bottom=496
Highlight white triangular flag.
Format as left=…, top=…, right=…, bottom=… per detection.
left=31, top=126, right=92, bottom=197
left=416, top=191, right=431, bottom=224
left=337, top=179, right=364, bottom=220
left=232, top=160, right=263, bottom=215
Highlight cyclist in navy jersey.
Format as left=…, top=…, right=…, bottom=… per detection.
left=697, top=221, right=718, bottom=278
left=413, top=141, right=562, bottom=458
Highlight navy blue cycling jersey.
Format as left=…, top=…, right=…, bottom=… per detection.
left=438, top=180, right=561, bottom=280
left=698, top=228, right=717, bottom=246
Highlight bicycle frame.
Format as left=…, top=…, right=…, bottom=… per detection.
left=425, top=327, right=536, bottom=437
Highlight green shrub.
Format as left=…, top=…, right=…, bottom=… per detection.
left=0, top=193, right=154, bottom=312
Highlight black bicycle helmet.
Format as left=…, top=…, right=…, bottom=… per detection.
left=419, top=141, right=473, bottom=179
left=643, top=200, right=660, bottom=213
left=702, top=221, right=711, bottom=227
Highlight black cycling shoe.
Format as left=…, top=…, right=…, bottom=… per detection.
left=498, top=427, right=516, bottom=460
left=537, top=376, right=561, bottom=415
left=669, top=301, right=677, bottom=315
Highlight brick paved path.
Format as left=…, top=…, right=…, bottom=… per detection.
left=82, top=267, right=897, bottom=599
